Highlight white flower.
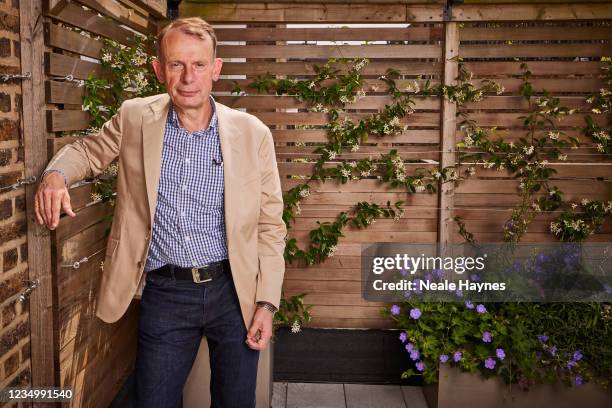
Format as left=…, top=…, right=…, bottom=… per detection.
left=523, top=145, right=534, bottom=155
left=404, top=81, right=420, bottom=93
left=360, top=170, right=371, bottom=177
left=414, top=184, right=426, bottom=193
left=299, top=187, right=310, bottom=198
left=548, top=131, right=560, bottom=140
left=327, top=245, right=337, bottom=257
left=532, top=203, right=541, bottom=212
left=351, top=144, right=360, bottom=152
left=349, top=161, right=357, bottom=168
left=341, top=168, right=351, bottom=178
left=467, top=167, right=476, bottom=176
left=291, top=320, right=301, bottom=334
left=463, top=135, right=474, bottom=147
left=295, top=140, right=306, bottom=147
left=495, top=85, right=505, bottom=95
left=597, top=144, right=605, bottom=152
left=294, top=202, right=301, bottom=215
left=101, top=53, right=112, bottom=63
left=393, top=209, right=404, bottom=221
left=581, top=198, right=590, bottom=206
left=550, top=222, right=561, bottom=234
left=396, top=173, right=406, bottom=182
left=558, top=154, right=567, bottom=161
left=592, top=108, right=602, bottom=114
left=390, top=117, right=401, bottom=127
left=308, top=81, right=316, bottom=89
left=91, top=193, right=102, bottom=202
left=571, top=203, right=578, bottom=209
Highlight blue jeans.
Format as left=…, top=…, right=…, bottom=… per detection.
left=135, top=267, right=259, bottom=408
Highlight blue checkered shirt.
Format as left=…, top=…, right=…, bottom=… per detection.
left=145, top=98, right=228, bottom=272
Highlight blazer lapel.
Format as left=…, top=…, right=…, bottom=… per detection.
left=215, top=102, right=241, bottom=240
left=142, top=94, right=171, bottom=224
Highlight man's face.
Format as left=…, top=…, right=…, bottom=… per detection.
left=152, top=29, right=223, bottom=111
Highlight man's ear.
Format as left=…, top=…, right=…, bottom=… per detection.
left=152, top=58, right=165, bottom=84
left=212, top=57, right=223, bottom=82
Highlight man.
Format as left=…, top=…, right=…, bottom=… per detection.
left=35, top=17, right=286, bottom=408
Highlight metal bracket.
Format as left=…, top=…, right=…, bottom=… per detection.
left=1, top=72, right=32, bottom=82
left=18, top=279, right=39, bottom=303
left=0, top=176, right=37, bottom=193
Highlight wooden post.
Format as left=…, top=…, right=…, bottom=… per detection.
left=20, top=0, right=58, bottom=391
left=437, top=21, right=459, bottom=245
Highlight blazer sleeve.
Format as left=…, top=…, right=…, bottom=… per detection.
left=255, top=127, right=287, bottom=309
left=44, top=102, right=125, bottom=186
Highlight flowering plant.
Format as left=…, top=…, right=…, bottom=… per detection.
left=385, top=300, right=611, bottom=388
left=273, top=293, right=312, bottom=335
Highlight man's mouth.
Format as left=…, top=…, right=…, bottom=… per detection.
left=178, top=90, right=198, bottom=96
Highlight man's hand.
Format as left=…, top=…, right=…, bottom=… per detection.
left=245, top=306, right=274, bottom=351
left=34, top=172, right=76, bottom=230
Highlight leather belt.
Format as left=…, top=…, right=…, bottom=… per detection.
left=150, top=259, right=230, bottom=283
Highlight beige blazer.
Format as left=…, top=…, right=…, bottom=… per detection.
left=45, top=94, right=287, bottom=329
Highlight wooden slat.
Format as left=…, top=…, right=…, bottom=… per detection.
left=216, top=26, right=444, bottom=42
left=46, top=80, right=85, bottom=104
left=55, top=201, right=113, bottom=242
left=461, top=43, right=610, bottom=58
left=217, top=44, right=442, bottom=59
left=45, top=52, right=106, bottom=80
left=452, top=3, right=612, bottom=21
left=439, top=22, right=459, bottom=244
left=76, top=0, right=157, bottom=35
left=22, top=0, right=58, bottom=390
left=47, top=110, right=91, bottom=132
left=129, top=0, right=167, bottom=19
left=251, top=111, right=439, bottom=127
left=221, top=61, right=442, bottom=76
left=47, top=2, right=136, bottom=46
left=460, top=25, right=612, bottom=41
left=456, top=179, right=612, bottom=195
left=45, top=23, right=104, bottom=59
left=278, top=162, right=437, bottom=177
left=215, top=95, right=440, bottom=111
left=463, top=96, right=590, bottom=111
left=457, top=164, right=612, bottom=180
left=467, top=112, right=606, bottom=128
left=476, top=78, right=605, bottom=93
left=271, top=129, right=440, bottom=144
left=466, top=60, right=605, bottom=76
left=214, top=78, right=441, bottom=92
left=181, top=2, right=444, bottom=23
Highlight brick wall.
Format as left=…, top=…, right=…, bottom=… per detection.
left=0, top=0, right=32, bottom=401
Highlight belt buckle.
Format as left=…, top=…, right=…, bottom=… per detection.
left=191, top=266, right=212, bottom=283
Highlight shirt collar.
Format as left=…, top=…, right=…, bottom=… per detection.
left=168, top=95, right=217, bottom=133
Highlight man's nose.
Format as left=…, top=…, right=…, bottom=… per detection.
left=181, top=66, right=194, bottom=83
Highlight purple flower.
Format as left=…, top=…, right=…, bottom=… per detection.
left=403, top=290, right=412, bottom=299
left=484, top=357, right=496, bottom=370
left=439, top=354, right=449, bottom=364
left=399, top=332, right=407, bottom=343
left=550, top=346, right=558, bottom=357
left=455, top=289, right=463, bottom=297
left=424, top=273, right=433, bottom=282
left=465, top=301, right=475, bottom=309
left=482, top=331, right=492, bottom=343
left=476, top=304, right=487, bottom=314
left=537, top=335, right=549, bottom=343
left=567, top=360, right=577, bottom=369
left=415, top=361, right=425, bottom=372
left=453, top=351, right=462, bottom=362
left=573, top=351, right=583, bottom=361
left=399, top=268, right=409, bottom=277
left=410, top=308, right=422, bottom=320
left=432, top=268, right=444, bottom=279
left=405, top=342, right=415, bottom=352
left=496, top=348, right=506, bottom=360
left=470, top=274, right=481, bottom=282
left=410, top=349, right=420, bottom=361
left=574, top=375, right=583, bottom=386
left=390, top=305, right=401, bottom=316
